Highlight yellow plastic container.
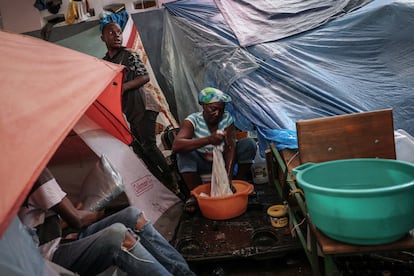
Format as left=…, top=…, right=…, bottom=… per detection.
left=267, top=204, right=288, bottom=228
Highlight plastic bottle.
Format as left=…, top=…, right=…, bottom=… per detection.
left=251, top=144, right=268, bottom=184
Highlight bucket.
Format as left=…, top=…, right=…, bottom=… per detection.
left=293, top=158, right=414, bottom=245
left=267, top=203, right=288, bottom=228
left=191, top=180, right=254, bottom=220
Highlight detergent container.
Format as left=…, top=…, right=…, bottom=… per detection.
left=251, top=145, right=268, bottom=184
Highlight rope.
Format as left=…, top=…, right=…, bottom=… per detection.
left=291, top=217, right=307, bottom=237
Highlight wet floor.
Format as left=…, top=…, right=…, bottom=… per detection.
left=171, top=182, right=313, bottom=275
left=188, top=250, right=414, bottom=276
left=189, top=250, right=313, bottom=275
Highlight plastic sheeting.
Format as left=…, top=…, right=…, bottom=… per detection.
left=160, top=5, right=258, bottom=120
left=161, top=0, right=414, bottom=152
left=73, top=117, right=181, bottom=223
left=215, top=0, right=372, bottom=47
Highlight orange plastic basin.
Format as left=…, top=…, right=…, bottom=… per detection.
left=191, top=180, right=254, bottom=220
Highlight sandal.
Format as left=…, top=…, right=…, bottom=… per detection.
left=184, top=195, right=198, bottom=213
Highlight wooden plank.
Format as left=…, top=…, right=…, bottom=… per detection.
left=308, top=221, right=414, bottom=255
left=296, top=109, right=396, bottom=164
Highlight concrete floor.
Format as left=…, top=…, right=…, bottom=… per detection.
left=188, top=250, right=414, bottom=276
left=189, top=250, right=313, bottom=275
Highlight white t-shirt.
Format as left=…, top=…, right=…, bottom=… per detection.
left=19, top=177, right=66, bottom=228
left=18, top=176, right=66, bottom=260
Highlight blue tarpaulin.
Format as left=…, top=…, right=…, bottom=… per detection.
left=161, top=0, right=414, bottom=152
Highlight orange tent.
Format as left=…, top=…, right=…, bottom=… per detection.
left=0, top=30, right=131, bottom=236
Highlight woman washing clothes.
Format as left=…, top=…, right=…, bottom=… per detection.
left=172, top=87, right=257, bottom=212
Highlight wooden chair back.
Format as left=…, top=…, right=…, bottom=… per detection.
left=296, top=109, right=396, bottom=164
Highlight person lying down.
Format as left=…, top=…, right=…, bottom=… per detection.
left=18, top=168, right=195, bottom=276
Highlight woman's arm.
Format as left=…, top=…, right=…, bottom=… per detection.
left=172, top=120, right=225, bottom=153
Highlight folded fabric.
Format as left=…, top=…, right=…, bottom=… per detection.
left=99, top=10, right=129, bottom=31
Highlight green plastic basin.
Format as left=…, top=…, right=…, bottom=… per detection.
left=293, top=158, right=414, bottom=245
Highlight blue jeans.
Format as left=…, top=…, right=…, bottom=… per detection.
left=53, top=207, right=194, bottom=276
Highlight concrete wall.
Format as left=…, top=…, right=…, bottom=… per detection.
left=0, top=0, right=42, bottom=33
left=0, top=0, right=175, bottom=33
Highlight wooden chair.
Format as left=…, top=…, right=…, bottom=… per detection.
left=268, top=109, right=414, bottom=276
